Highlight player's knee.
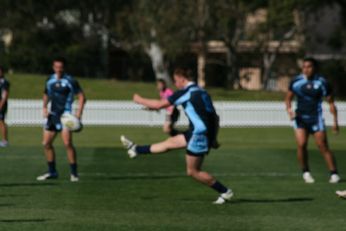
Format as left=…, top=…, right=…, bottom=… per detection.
left=317, top=143, right=329, bottom=153
left=63, top=141, right=73, bottom=149
left=186, top=168, right=198, bottom=177
left=297, top=142, right=307, bottom=150
left=42, top=141, right=53, bottom=149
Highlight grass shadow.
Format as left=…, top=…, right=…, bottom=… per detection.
left=0, top=183, right=58, bottom=187
left=0, top=219, right=49, bottom=223
left=0, top=204, right=15, bottom=207
left=232, top=197, right=314, bottom=204
left=0, top=194, right=30, bottom=197
left=108, top=175, right=184, bottom=181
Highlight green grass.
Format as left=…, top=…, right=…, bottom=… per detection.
left=7, top=73, right=285, bottom=100
left=0, top=126, right=345, bottom=230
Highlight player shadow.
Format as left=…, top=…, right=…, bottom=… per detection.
left=0, top=194, right=30, bottom=197
left=0, top=219, right=49, bottom=223
left=107, top=175, right=185, bottom=181
left=232, top=197, right=314, bottom=204
left=0, top=204, right=15, bottom=207
left=0, top=182, right=58, bottom=187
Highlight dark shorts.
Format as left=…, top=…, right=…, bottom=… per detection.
left=44, top=114, right=63, bottom=132
left=183, top=130, right=216, bottom=156
left=0, top=109, right=7, bottom=121
left=293, top=116, right=325, bottom=134
left=165, top=107, right=180, bottom=124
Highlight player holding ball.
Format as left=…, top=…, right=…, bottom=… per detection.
left=37, top=57, right=86, bottom=182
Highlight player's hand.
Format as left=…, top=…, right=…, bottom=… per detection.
left=75, top=113, right=82, bottom=120
left=43, top=107, right=49, bottom=118
left=332, top=123, right=339, bottom=135
left=287, top=108, right=295, bottom=120
left=133, top=94, right=143, bottom=104
left=143, top=107, right=159, bottom=112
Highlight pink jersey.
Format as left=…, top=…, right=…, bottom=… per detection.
left=160, top=88, right=174, bottom=114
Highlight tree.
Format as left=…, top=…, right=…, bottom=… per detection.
left=200, top=0, right=266, bottom=88
left=0, top=0, right=129, bottom=77
left=252, top=0, right=302, bottom=89
left=115, top=0, right=196, bottom=83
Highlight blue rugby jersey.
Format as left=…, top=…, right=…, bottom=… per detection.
left=44, top=74, right=82, bottom=116
left=289, top=74, right=332, bottom=120
left=168, top=83, right=217, bottom=134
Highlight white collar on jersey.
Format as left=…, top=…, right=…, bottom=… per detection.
left=302, top=74, right=317, bottom=81
left=183, top=81, right=195, bottom=89
left=54, top=73, right=66, bottom=80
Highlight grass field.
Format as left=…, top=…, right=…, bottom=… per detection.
left=0, top=126, right=345, bottom=231
left=7, top=73, right=285, bottom=100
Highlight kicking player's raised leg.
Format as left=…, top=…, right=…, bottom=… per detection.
left=294, top=128, right=314, bottom=183
left=61, top=129, right=79, bottom=182
left=313, top=131, right=340, bottom=183
left=121, top=134, right=186, bottom=158
left=37, top=130, right=58, bottom=181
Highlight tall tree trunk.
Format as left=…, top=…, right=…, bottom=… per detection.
left=225, top=44, right=240, bottom=89
left=146, top=42, right=170, bottom=84
left=100, top=28, right=109, bottom=78
left=196, top=0, right=208, bottom=87
left=262, top=52, right=276, bottom=90
left=197, top=49, right=206, bottom=88
left=261, top=28, right=296, bottom=90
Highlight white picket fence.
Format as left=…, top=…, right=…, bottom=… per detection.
left=6, top=99, right=346, bottom=127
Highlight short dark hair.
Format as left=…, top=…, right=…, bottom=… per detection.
left=303, top=57, right=318, bottom=68
left=53, top=57, right=66, bottom=65
left=157, top=78, right=167, bottom=87
left=173, top=67, right=193, bottom=80
left=0, top=65, right=3, bottom=72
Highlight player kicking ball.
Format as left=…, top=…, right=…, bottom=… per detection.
left=37, top=57, right=86, bottom=182
left=285, top=57, right=340, bottom=184
left=121, top=67, right=232, bottom=204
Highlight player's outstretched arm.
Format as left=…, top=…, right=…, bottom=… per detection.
left=285, top=90, right=295, bottom=120
left=76, top=92, right=86, bottom=119
left=133, top=94, right=170, bottom=110
left=327, top=95, right=339, bottom=134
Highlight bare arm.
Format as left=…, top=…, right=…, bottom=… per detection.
left=0, top=90, right=9, bottom=110
left=75, top=92, right=86, bottom=119
left=133, top=94, right=171, bottom=110
left=326, top=94, right=339, bottom=134
left=285, top=90, right=295, bottom=120
left=43, top=94, right=49, bottom=118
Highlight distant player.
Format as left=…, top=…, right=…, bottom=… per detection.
left=121, top=67, right=231, bottom=204
left=37, top=58, right=86, bottom=182
left=156, top=79, right=180, bottom=136
left=285, top=57, right=340, bottom=184
left=0, top=65, right=9, bottom=147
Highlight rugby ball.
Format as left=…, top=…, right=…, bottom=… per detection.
left=61, top=113, right=82, bottom=132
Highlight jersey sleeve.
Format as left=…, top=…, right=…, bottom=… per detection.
left=43, top=77, right=49, bottom=94
left=71, top=79, right=82, bottom=94
left=288, top=78, right=295, bottom=92
left=324, top=81, right=332, bottom=97
left=3, top=80, right=10, bottom=91
left=167, top=89, right=189, bottom=106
